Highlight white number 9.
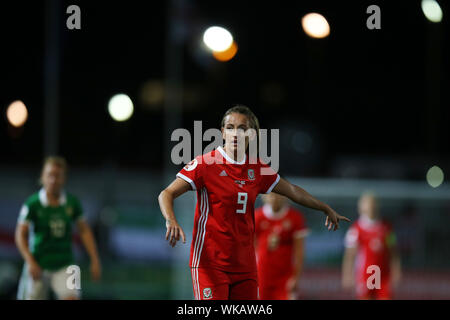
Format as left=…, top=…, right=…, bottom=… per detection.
left=236, top=192, right=248, bottom=214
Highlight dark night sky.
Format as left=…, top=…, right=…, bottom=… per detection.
left=1, top=1, right=449, bottom=178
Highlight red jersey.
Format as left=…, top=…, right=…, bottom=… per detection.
left=344, top=216, right=396, bottom=282
left=255, top=204, right=309, bottom=288
left=176, top=146, right=280, bottom=273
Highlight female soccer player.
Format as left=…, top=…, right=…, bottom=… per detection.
left=15, top=157, right=101, bottom=300
left=158, top=105, right=350, bottom=300
left=255, top=193, right=309, bottom=300
left=341, top=192, right=401, bottom=300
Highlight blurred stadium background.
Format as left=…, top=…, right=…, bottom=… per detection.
left=1, top=0, right=450, bottom=299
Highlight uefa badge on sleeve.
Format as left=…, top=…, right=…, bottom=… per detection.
left=184, top=159, right=198, bottom=171
left=247, top=169, right=255, bottom=180
left=203, top=288, right=213, bottom=300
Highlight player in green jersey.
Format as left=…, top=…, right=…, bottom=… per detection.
left=15, top=156, right=101, bottom=300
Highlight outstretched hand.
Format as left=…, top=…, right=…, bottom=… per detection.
left=165, top=219, right=186, bottom=247
left=324, top=207, right=351, bottom=231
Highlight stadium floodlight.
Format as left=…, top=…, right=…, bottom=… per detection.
left=6, top=100, right=28, bottom=127
left=426, top=165, right=444, bottom=188
left=203, top=26, right=233, bottom=52
left=108, top=93, right=134, bottom=122
left=301, top=13, right=330, bottom=39
left=421, top=0, right=443, bottom=23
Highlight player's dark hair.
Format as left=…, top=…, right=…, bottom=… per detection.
left=221, top=105, right=260, bottom=156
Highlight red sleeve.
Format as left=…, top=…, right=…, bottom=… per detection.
left=176, top=156, right=205, bottom=191
left=258, top=162, right=280, bottom=194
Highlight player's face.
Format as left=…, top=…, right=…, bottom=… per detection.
left=221, top=112, right=253, bottom=155
left=358, top=196, right=378, bottom=219
left=41, top=164, right=66, bottom=195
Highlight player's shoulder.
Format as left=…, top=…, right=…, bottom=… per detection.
left=23, top=192, right=41, bottom=208
left=182, top=150, right=216, bottom=171
left=199, top=149, right=217, bottom=165
left=248, top=157, right=272, bottom=168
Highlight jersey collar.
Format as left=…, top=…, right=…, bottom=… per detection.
left=217, top=146, right=246, bottom=165
left=358, top=215, right=380, bottom=230
left=39, top=188, right=67, bottom=207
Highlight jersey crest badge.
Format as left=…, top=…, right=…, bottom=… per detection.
left=247, top=169, right=255, bottom=180
left=203, top=287, right=212, bottom=299
left=66, top=207, right=73, bottom=217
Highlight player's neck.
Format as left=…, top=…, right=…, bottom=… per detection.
left=360, top=214, right=379, bottom=224
left=223, top=146, right=245, bottom=163
left=46, top=190, right=61, bottom=206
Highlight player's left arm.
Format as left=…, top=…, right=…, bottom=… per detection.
left=272, top=177, right=350, bottom=231
left=77, top=219, right=101, bottom=281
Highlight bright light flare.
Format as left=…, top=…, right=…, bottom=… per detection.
left=301, top=13, right=330, bottom=39
left=426, top=165, right=444, bottom=188
left=203, top=26, right=233, bottom=52
left=108, top=94, right=134, bottom=122
left=421, top=0, right=443, bottom=23
left=6, top=100, right=28, bottom=127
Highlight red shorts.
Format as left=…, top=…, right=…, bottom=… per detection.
left=191, top=267, right=258, bottom=300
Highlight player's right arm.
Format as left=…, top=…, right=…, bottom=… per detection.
left=158, top=177, right=191, bottom=247
left=15, top=205, right=41, bottom=280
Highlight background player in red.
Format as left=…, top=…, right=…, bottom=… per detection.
left=255, top=192, right=309, bottom=300
left=341, top=192, right=402, bottom=300
left=158, top=105, right=350, bottom=300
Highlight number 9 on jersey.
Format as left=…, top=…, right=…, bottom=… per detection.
left=236, top=192, right=248, bottom=214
